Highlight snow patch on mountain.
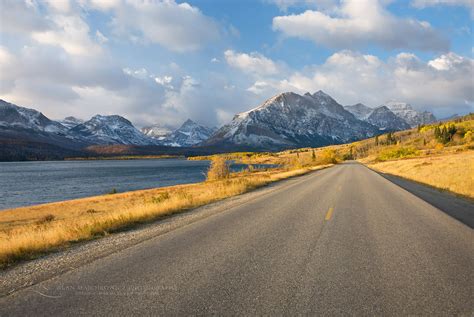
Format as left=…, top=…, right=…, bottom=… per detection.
left=344, top=103, right=373, bottom=120
left=0, top=99, right=68, bottom=134
left=141, top=125, right=172, bottom=140
left=162, top=119, right=216, bottom=147
left=384, top=101, right=436, bottom=127
left=204, top=91, right=379, bottom=150
left=366, top=106, right=411, bottom=131
left=69, top=115, right=157, bottom=145
left=60, top=116, right=84, bottom=129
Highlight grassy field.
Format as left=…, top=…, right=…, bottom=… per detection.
left=368, top=151, right=474, bottom=198
left=0, top=161, right=331, bottom=268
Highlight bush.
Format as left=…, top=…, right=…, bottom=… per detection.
left=377, top=147, right=419, bottom=161
left=319, top=149, right=338, bottom=164
left=207, top=156, right=230, bottom=181
left=108, top=188, right=118, bottom=195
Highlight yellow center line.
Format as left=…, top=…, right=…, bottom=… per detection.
left=325, top=207, right=334, bottom=221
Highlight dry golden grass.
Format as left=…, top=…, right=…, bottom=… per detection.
left=368, top=151, right=474, bottom=198
left=0, top=164, right=331, bottom=267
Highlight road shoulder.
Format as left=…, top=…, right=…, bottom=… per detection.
left=369, top=168, right=474, bottom=229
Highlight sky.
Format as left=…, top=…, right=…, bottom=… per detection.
left=0, top=0, right=473, bottom=129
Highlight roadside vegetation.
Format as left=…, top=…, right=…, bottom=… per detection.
left=0, top=151, right=333, bottom=267
left=352, top=114, right=474, bottom=198
left=368, top=151, right=474, bottom=198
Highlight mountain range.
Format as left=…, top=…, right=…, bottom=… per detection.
left=0, top=92, right=437, bottom=160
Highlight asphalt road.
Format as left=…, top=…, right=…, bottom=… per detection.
left=1, top=162, right=473, bottom=315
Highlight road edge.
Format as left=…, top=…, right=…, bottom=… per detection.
left=0, top=165, right=333, bottom=298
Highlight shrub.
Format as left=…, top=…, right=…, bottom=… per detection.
left=319, top=149, right=338, bottom=164
left=207, top=156, right=230, bottom=181
left=108, top=188, right=118, bottom=195
left=377, top=146, right=419, bottom=161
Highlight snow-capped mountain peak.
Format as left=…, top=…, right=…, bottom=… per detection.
left=162, top=119, right=216, bottom=147
left=0, top=99, right=67, bottom=134
left=60, top=116, right=84, bottom=129
left=204, top=91, right=379, bottom=150
left=366, top=106, right=411, bottom=131
left=344, top=103, right=373, bottom=120
left=383, top=101, right=436, bottom=127
left=69, top=114, right=156, bottom=145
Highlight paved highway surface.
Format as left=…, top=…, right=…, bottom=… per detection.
left=1, top=162, right=473, bottom=315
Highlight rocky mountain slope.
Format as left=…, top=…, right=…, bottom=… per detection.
left=69, top=115, right=156, bottom=145
left=344, top=103, right=373, bottom=121
left=203, top=91, right=379, bottom=150
left=345, top=102, right=434, bottom=131
left=366, top=106, right=411, bottom=131
left=0, top=100, right=68, bottom=134
left=383, top=101, right=436, bottom=127
left=162, top=119, right=216, bottom=147
left=60, top=116, right=84, bottom=129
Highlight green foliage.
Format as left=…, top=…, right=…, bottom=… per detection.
left=435, top=124, right=457, bottom=144
left=108, top=188, right=118, bottom=195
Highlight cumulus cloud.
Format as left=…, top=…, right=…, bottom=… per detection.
left=31, top=15, right=102, bottom=56
left=249, top=50, right=473, bottom=117
left=103, top=0, right=220, bottom=52
left=0, top=0, right=52, bottom=34
left=224, top=50, right=282, bottom=76
left=272, top=0, right=449, bottom=51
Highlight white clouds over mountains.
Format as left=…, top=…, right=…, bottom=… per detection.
left=0, top=0, right=472, bottom=128
left=231, top=50, right=473, bottom=117
left=273, top=0, right=449, bottom=51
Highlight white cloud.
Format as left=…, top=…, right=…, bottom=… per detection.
left=0, top=0, right=51, bottom=34
left=224, top=50, right=281, bottom=76
left=31, top=14, right=102, bottom=56
left=252, top=50, right=473, bottom=116
left=123, top=67, right=149, bottom=80
left=103, top=0, right=220, bottom=52
left=272, top=0, right=448, bottom=51
left=154, top=75, right=174, bottom=89
left=44, top=0, right=72, bottom=13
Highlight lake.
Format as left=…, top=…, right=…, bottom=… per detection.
left=0, top=159, right=269, bottom=210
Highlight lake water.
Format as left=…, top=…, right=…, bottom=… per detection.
left=0, top=159, right=267, bottom=210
